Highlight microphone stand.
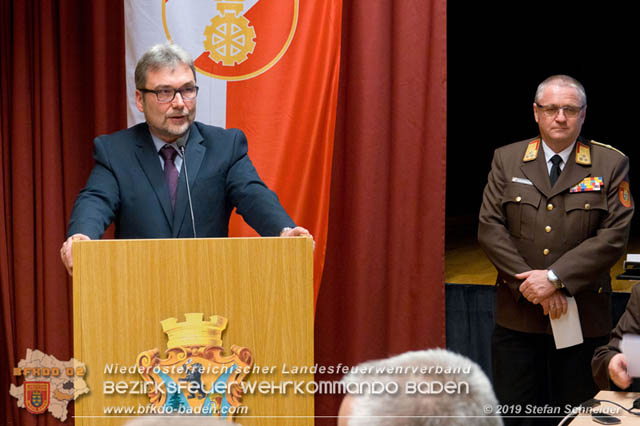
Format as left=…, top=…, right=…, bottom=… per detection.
left=177, top=141, right=197, bottom=238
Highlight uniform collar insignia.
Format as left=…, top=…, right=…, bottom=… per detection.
left=575, top=141, right=591, bottom=165
left=522, top=138, right=540, bottom=162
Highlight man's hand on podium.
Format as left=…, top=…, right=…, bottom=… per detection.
left=280, top=226, right=311, bottom=237
left=280, top=226, right=314, bottom=250
left=609, top=353, right=632, bottom=390
left=60, top=233, right=91, bottom=276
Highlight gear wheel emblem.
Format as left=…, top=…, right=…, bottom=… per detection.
left=203, top=12, right=256, bottom=66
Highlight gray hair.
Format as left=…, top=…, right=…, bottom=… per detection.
left=534, top=74, right=587, bottom=106
left=135, top=42, right=196, bottom=89
left=124, top=417, right=235, bottom=426
left=341, top=349, right=503, bottom=426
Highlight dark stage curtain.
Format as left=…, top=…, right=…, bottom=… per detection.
left=445, top=284, right=496, bottom=379
left=0, top=1, right=126, bottom=424
left=314, top=0, right=447, bottom=421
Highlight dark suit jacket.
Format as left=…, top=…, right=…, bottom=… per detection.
left=592, top=284, right=640, bottom=390
left=478, top=137, right=634, bottom=337
left=67, top=122, right=295, bottom=239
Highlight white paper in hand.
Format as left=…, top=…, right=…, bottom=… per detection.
left=550, top=296, right=583, bottom=349
left=621, top=334, right=640, bottom=377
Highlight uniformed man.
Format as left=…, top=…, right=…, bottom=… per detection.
left=478, top=75, right=634, bottom=425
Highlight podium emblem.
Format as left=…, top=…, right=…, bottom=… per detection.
left=137, top=313, right=253, bottom=418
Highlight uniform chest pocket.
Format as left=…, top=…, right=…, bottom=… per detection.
left=501, top=184, right=541, bottom=241
left=564, top=191, right=608, bottom=243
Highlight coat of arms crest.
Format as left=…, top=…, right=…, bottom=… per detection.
left=136, top=313, right=253, bottom=419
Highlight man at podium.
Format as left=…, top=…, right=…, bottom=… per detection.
left=60, top=43, right=310, bottom=275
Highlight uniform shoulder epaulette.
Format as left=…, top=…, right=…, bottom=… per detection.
left=590, top=140, right=626, bottom=157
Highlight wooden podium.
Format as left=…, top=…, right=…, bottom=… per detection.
left=73, top=237, right=314, bottom=425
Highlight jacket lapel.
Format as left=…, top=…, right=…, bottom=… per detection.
left=172, top=124, right=206, bottom=237
left=134, top=126, right=173, bottom=227
left=520, top=149, right=552, bottom=198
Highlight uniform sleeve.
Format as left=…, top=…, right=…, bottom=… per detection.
left=592, top=285, right=640, bottom=389
left=225, top=129, right=295, bottom=236
left=551, top=155, right=634, bottom=295
left=478, top=149, right=532, bottom=300
left=66, top=137, right=119, bottom=239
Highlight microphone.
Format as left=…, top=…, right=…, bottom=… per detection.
left=176, top=139, right=197, bottom=238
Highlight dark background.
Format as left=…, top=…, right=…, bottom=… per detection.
left=446, top=4, right=639, bottom=239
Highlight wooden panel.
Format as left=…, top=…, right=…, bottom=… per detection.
left=73, top=237, right=313, bottom=425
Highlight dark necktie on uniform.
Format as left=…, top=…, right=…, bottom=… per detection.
left=549, top=155, right=562, bottom=187
left=160, top=145, right=178, bottom=209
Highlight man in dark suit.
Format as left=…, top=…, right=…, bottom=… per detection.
left=478, top=75, right=634, bottom=425
left=592, top=284, right=640, bottom=391
left=60, top=43, right=310, bottom=274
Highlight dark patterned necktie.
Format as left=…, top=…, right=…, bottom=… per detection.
left=160, top=145, right=178, bottom=209
left=549, top=155, right=562, bottom=187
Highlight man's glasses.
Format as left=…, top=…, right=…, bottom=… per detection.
left=138, top=86, right=199, bottom=103
left=535, top=103, right=585, bottom=118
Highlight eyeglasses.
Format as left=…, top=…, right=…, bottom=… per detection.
left=138, top=86, right=199, bottom=103
left=535, top=103, right=585, bottom=118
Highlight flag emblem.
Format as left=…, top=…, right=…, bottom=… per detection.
left=163, top=0, right=298, bottom=80
left=203, top=2, right=257, bottom=66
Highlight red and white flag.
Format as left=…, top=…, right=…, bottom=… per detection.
left=125, top=0, right=341, bottom=303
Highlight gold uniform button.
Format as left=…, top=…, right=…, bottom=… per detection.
left=585, top=203, right=591, bottom=210
left=547, top=203, right=554, bottom=211
left=543, top=248, right=550, bottom=255
left=515, top=196, right=522, bottom=202
left=545, top=226, right=551, bottom=233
